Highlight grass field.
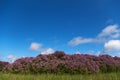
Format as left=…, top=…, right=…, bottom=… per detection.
left=0, top=72, right=120, bottom=80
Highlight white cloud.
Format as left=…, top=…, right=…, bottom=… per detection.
left=41, top=48, right=55, bottom=55
left=98, top=24, right=120, bottom=38
left=68, top=37, right=93, bottom=46
left=68, top=24, right=120, bottom=46
left=29, top=42, right=42, bottom=51
left=74, top=51, right=81, bottom=54
left=104, top=40, right=120, bottom=51
left=29, top=42, right=55, bottom=55
left=7, top=55, right=17, bottom=63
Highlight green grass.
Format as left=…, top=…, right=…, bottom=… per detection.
left=0, top=72, right=120, bottom=80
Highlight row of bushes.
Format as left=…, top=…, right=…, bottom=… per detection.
left=1, top=51, right=120, bottom=74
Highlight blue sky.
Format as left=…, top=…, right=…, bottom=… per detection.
left=1, top=0, right=120, bottom=62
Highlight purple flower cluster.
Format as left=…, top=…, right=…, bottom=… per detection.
left=1, top=51, right=120, bottom=74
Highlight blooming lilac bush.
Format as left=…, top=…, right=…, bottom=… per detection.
left=1, top=51, right=120, bottom=74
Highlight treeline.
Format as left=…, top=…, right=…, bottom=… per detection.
left=1, top=51, right=120, bottom=74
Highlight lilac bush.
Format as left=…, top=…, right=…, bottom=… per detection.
left=1, top=51, right=120, bottom=74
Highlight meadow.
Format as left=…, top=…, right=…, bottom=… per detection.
left=0, top=51, right=120, bottom=80
left=0, top=72, right=120, bottom=80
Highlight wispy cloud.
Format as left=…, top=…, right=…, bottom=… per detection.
left=97, top=24, right=120, bottom=39
left=68, top=24, right=120, bottom=46
left=68, top=37, right=93, bottom=46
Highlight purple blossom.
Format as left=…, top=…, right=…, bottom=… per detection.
left=1, top=51, right=120, bottom=74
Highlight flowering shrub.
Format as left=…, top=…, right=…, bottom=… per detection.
left=0, top=61, right=9, bottom=71
left=1, top=51, right=120, bottom=74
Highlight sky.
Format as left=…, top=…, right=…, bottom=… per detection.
left=1, top=0, right=120, bottom=62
